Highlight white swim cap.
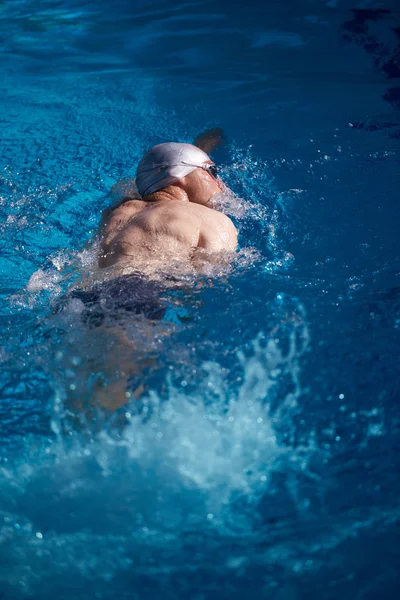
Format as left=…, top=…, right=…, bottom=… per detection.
left=136, top=142, right=211, bottom=197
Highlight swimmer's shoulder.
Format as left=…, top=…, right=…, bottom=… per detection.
left=112, top=199, right=148, bottom=216
left=188, top=203, right=238, bottom=250
left=100, top=199, right=148, bottom=247
left=103, top=199, right=148, bottom=223
left=187, top=202, right=236, bottom=227
left=149, top=201, right=237, bottom=234
left=101, top=176, right=145, bottom=225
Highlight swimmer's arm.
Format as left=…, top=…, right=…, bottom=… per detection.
left=197, top=217, right=238, bottom=253
left=194, top=128, right=241, bottom=213
left=190, top=241, right=237, bottom=273
left=193, top=128, right=225, bottom=155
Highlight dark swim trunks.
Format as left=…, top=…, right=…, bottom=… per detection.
left=57, top=274, right=167, bottom=327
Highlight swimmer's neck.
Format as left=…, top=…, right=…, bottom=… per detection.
left=143, top=185, right=188, bottom=204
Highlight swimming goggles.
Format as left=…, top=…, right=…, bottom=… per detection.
left=179, top=162, right=218, bottom=179
left=201, top=163, right=218, bottom=179
left=142, top=162, right=219, bottom=179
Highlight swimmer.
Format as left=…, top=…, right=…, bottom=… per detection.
left=61, top=131, right=238, bottom=426
left=97, top=130, right=238, bottom=277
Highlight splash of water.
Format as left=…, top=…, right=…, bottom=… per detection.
left=0, top=315, right=311, bottom=595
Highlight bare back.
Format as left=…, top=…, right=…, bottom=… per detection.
left=99, top=200, right=238, bottom=276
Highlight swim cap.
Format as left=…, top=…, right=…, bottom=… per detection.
left=136, top=142, right=210, bottom=197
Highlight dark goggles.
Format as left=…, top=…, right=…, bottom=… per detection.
left=200, top=163, right=218, bottom=179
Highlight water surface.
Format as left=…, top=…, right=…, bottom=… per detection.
left=0, top=1, right=399, bottom=598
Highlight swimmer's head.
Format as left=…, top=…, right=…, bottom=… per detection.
left=136, top=142, right=222, bottom=206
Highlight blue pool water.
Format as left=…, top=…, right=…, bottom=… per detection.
left=1, top=0, right=400, bottom=598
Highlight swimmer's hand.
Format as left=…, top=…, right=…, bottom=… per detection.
left=193, top=128, right=225, bottom=155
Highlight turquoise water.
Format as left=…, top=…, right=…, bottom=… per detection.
left=1, top=1, right=400, bottom=598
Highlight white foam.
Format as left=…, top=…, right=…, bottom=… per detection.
left=48, top=319, right=311, bottom=523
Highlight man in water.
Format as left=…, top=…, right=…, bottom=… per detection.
left=97, top=136, right=238, bottom=276
left=62, top=132, right=239, bottom=425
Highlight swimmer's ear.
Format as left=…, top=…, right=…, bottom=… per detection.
left=193, top=127, right=226, bottom=155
